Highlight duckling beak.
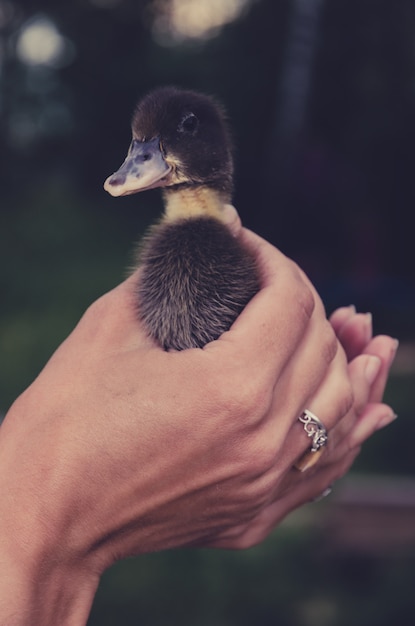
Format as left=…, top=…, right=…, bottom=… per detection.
left=104, top=137, right=172, bottom=197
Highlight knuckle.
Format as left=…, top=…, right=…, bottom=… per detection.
left=217, top=377, right=273, bottom=426
left=242, top=383, right=273, bottom=422
left=291, top=266, right=315, bottom=322
left=321, top=320, right=339, bottom=365
left=228, top=449, right=267, bottom=489
left=277, top=261, right=315, bottom=326
left=244, top=435, right=277, bottom=478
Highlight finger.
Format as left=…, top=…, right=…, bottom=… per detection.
left=348, top=402, right=397, bottom=448
left=318, top=355, right=383, bottom=462
left=346, top=353, right=382, bottom=416
left=214, top=447, right=361, bottom=550
left=322, top=335, right=398, bottom=460
left=329, top=305, right=356, bottom=334
left=274, top=343, right=351, bottom=471
left=302, top=400, right=395, bottom=487
left=335, top=312, right=373, bottom=361
left=231, top=238, right=340, bottom=435
left=206, top=230, right=316, bottom=388
left=275, top=446, right=359, bottom=515
left=262, top=316, right=339, bottom=441
left=222, top=204, right=242, bottom=236
left=300, top=347, right=353, bottom=432
left=286, top=349, right=384, bottom=473
left=362, top=335, right=399, bottom=403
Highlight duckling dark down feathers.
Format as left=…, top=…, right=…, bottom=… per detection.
left=104, top=86, right=260, bottom=350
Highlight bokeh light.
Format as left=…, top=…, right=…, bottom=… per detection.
left=16, top=15, right=75, bottom=68
left=151, top=0, right=254, bottom=45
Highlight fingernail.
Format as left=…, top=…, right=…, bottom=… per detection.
left=362, top=312, right=373, bottom=342
left=348, top=305, right=357, bottom=314
left=377, top=411, right=398, bottom=429
left=364, top=355, right=382, bottom=385
left=391, top=339, right=399, bottom=361
left=364, top=312, right=372, bottom=327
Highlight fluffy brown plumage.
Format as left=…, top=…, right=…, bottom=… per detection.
left=104, top=86, right=259, bottom=350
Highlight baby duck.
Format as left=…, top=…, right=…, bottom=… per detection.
left=104, top=86, right=259, bottom=350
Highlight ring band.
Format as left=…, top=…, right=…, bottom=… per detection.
left=312, top=485, right=333, bottom=502
left=294, top=410, right=328, bottom=472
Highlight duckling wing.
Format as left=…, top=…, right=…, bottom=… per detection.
left=136, top=217, right=259, bottom=350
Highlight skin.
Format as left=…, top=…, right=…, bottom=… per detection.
left=0, top=223, right=396, bottom=625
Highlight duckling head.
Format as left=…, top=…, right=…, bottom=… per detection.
left=104, top=87, right=233, bottom=210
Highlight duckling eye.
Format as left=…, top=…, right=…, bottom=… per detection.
left=178, top=112, right=199, bottom=135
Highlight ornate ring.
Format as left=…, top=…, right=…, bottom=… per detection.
left=294, top=409, right=328, bottom=472
left=298, top=410, right=328, bottom=452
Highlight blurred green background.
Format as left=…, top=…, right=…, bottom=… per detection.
left=1, top=0, right=414, bottom=624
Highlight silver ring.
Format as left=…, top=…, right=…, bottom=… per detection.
left=298, top=409, right=328, bottom=453
left=312, top=485, right=333, bottom=503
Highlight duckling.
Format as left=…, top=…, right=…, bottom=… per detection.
left=104, top=86, right=259, bottom=350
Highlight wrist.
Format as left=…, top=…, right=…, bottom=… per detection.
left=0, top=404, right=100, bottom=626
left=0, top=537, right=99, bottom=626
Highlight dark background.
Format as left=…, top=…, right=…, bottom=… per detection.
left=1, top=1, right=414, bottom=624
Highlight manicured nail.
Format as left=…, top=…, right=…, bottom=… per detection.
left=364, top=312, right=372, bottom=326
left=391, top=339, right=399, bottom=360
left=362, top=312, right=373, bottom=342
left=377, top=411, right=398, bottom=429
left=364, top=355, right=382, bottom=385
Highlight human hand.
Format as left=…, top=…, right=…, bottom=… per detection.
left=198, top=236, right=398, bottom=549
left=0, top=227, right=396, bottom=624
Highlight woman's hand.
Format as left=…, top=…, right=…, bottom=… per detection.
left=198, top=232, right=398, bottom=549
left=0, top=228, right=396, bottom=625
